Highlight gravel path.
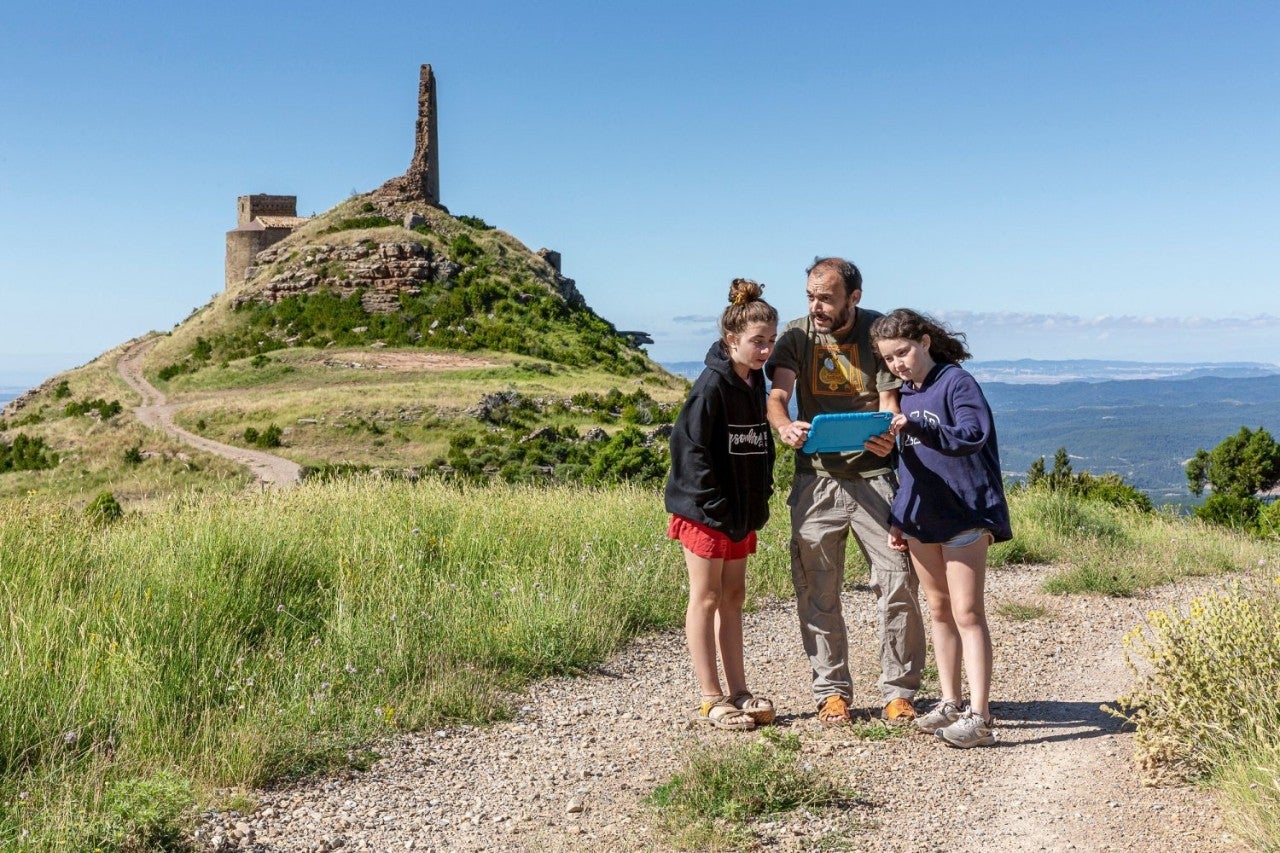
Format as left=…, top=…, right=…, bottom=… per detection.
left=117, top=339, right=302, bottom=488
left=198, top=564, right=1238, bottom=852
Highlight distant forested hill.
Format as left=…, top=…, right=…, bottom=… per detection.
left=985, top=374, right=1280, bottom=502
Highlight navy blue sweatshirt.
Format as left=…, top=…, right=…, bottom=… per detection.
left=892, top=362, right=1012, bottom=543
left=664, top=342, right=775, bottom=542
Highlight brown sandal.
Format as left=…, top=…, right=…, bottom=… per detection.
left=696, top=696, right=756, bottom=731
left=729, top=691, right=777, bottom=725
left=817, top=695, right=852, bottom=726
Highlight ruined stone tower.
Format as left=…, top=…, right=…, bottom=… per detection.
left=376, top=64, right=441, bottom=206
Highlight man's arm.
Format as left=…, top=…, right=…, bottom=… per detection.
left=767, top=366, right=810, bottom=449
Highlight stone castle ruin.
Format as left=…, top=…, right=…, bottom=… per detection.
left=224, top=64, right=443, bottom=290
left=220, top=64, right=647, bottom=343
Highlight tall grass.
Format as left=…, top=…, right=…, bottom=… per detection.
left=998, top=489, right=1271, bottom=596
left=0, top=478, right=1272, bottom=847
left=0, top=479, right=726, bottom=847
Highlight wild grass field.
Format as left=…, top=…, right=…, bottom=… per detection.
left=0, top=478, right=1276, bottom=848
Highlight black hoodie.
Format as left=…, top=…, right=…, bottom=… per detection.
left=664, top=342, right=775, bottom=542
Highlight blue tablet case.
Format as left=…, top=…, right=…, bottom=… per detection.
left=801, top=411, right=893, bottom=453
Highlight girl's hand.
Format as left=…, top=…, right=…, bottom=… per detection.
left=887, top=526, right=908, bottom=553
left=863, top=432, right=895, bottom=457
left=889, top=413, right=909, bottom=435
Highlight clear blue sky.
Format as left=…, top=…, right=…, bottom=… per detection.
left=2, top=1, right=1277, bottom=388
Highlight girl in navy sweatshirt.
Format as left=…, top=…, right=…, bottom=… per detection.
left=870, top=308, right=1011, bottom=748
left=665, top=279, right=778, bottom=730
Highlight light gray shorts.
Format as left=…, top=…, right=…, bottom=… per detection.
left=903, top=527, right=994, bottom=548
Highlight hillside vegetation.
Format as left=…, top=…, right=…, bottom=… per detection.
left=0, top=197, right=688, bottom=504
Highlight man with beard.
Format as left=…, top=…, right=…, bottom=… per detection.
left=765, top=257, right=926, bottom=725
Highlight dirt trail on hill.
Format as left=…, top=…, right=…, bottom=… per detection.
left=199, top=565, right=1238, bottom=852
left=117, top=339, right=302, bottom=489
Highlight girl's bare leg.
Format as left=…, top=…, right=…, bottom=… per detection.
left=716, top=557, right=749, bottom=696
left=943, top=538, right=993, bottom=720
left=684, top=546, right=726, bottom=698
left=907, top=541, right=963, bottom=703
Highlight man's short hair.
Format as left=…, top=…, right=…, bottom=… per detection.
left=806, top=257, right=862, bottom=294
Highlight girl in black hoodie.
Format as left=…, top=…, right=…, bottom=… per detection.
left=665, top=279, right=778, bottom=730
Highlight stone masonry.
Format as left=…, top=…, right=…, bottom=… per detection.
left=376, top=64, right=442, bottom=206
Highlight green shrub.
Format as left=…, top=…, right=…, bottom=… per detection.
left=157, top=362, right=188, bottom=381
left=93, top=771, right=194, bottom=850
left=53, top=379, right=71, bottom=399
left=256, top=424, right=283, bottom=448
left=325, top=215, right=396, bottom=233
left=0, top=433, right=59, bottom=472
left=85, top=491, right=124, bottom=524
left=64, top=398, right=123, bottom=419
left=123, top=444, right=144, bottom=465
left=1195, top=493, right=1261, bottom=531
left=449, top=233, right=484, bottom=265
left=456, top=214, right=493, bottom=230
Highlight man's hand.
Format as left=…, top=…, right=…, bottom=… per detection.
left=888, top=525, right=908, bottom=553
left=778, top=420, right=811, bottom=449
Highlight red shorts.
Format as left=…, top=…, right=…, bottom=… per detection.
left=668, top=515, right=757, bottom=560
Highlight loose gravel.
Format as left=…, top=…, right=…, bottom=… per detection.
left=198, top=564, right=1240, bottom=852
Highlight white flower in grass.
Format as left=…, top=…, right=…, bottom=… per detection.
left=344, top=663, right=357, bottom=675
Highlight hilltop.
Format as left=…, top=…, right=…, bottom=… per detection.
left=0, top=193, right=688, bottom=504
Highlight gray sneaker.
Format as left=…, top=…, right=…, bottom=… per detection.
left=915, top=699, right=962, bottom=734
left=935, top=710, right=995, bottom=748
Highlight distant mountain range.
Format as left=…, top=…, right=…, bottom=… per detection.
left=663, top=360, right=1280, bottom=504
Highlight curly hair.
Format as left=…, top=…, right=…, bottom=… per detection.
left=870, top=308, right=972, bottom=364
left=721, top=278, right=778, bottom=339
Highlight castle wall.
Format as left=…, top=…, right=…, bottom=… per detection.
left=237, top=194, right=298, bottom=227
left=225, top=226, right=294, bottom=290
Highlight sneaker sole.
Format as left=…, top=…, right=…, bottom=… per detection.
left=935, top=729, right=996, bottom=748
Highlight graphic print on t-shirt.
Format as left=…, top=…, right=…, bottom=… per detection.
left=810, top=344, right=865, bottom=395
left=727, top=421, right=770, bottom=455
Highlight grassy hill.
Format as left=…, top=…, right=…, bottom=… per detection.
left=0, top=196, right=689, bottom=504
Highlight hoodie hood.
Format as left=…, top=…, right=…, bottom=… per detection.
left=703, top=341, right=757, bottom=389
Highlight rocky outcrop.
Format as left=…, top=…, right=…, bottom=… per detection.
left=236, top=241, right=463, bottom=314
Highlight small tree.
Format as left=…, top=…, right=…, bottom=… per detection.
left=1186, top=426, right=1280, bottom=499
left=1048, top=448, right=1073, bottom=491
